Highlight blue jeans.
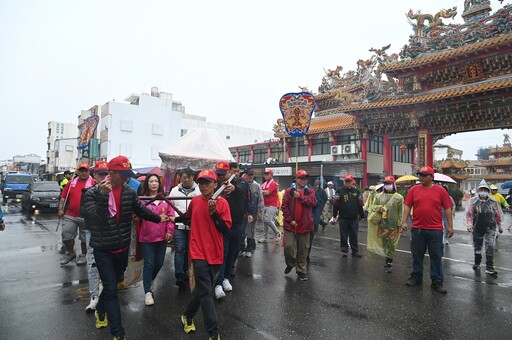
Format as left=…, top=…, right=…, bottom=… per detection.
left=140, top=241, right=167, bottom=293
left=339, top=218, right=359, bottom=253
left=410, top=228, right=444, bottom=283
left=174, top=228, right=189, bottom=280
left=216, top=223, right=242, bottom=285
left=94, top=248, right=129, bottom=337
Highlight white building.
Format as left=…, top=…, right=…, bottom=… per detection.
left=433, top=143, right=463, bottom=160
left=46, top=121, right=78, bottom=173
left=99, top=88, right=273, bottom=168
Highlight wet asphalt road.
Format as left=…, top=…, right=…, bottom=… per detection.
left=1, top=200, right=512, bottom=340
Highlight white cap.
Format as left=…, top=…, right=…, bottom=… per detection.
left=327, top=181, right=334, bottom=185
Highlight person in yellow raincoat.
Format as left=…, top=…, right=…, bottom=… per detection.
left=365, top=185, right=381, bottom=254
left=368, top=176, right=404, bottom=273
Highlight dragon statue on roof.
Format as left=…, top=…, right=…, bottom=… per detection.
left=407, top=6, right=457, bottom=28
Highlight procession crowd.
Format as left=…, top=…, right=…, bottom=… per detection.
left=12, top=157, right=507, bottom=340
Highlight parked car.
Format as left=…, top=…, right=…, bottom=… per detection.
left=22, top=181, right=61, bottom=213
left=2, top=173, right=34, bottom=204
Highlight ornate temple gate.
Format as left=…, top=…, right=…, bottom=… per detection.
left=314, top=2, right=512, bottom=177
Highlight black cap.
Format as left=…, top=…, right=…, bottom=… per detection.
left=64, top=170, right=71, bottom=175
left=245, top=168, right=255, bottom=175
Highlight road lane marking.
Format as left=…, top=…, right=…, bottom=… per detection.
left=316, top=235, right=512, bottom=273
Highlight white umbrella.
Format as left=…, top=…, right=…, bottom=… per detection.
left=433, top=173, right=456, bottom=184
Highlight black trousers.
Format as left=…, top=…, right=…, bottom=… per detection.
left=339, top=218, right=359, bottom=253
left=185, top=260, right=220, bottom=335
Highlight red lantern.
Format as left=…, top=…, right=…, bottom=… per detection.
left=400, top=144, right=407, bottom=154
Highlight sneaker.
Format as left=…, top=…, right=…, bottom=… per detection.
left=472, top=264, right=481, bottom=270
left=406, top=277, right=421, bottom=286
left=341, top=251, right=348, bottom=257
left=214, top=285, right=226, bottom=300
left=113, top=334, right=126, bottom=340
left=60, top=252, right=76, bottom=266
left=175, top=279, right=185, bottom=288
left=238, top=251, right=245, bottom=257
left=351, top=252, right=362, bottom=258
left=76, top=254, right=87, bottom=266
left=208, top=334, right=221, bottom=340
left=385, top=263, right=392, bottom=273
left=444, top=240, right=449, bottom=245
left=86, top=296, right=98, bottom=312
left=431, top=281, right=447, bottom=294
left=181, top=314, right=196, bottom=333
left=222, top=278, right=232, bottom=292
left=284, top=266, right=293, bottom=274
left=258, top=238, right=269, bottom=243
left=245, top=251, right=252, bottom=258
left=59, top=245, right=66, bottom=254
left=95, top=310, right=108, bottom=329
left=145, top=292, right=154, bottom=306
left=297, top=272, right=308, bottom=281
left=485, top=267, right=498, bottom=276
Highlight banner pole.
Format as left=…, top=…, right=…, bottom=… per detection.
left=295, top=138, right=299, bottom=173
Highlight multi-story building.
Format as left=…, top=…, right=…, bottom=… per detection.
left=46, top=121, right=78, bottom=174
left=12, top=154, right=41, bottom=174
left=481, top=134, right=512, bottom=182
left=99, top=87, right=273, bottom=168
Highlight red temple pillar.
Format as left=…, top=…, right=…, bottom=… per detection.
left=383, top=134, right=393, bottom=176
left=285, top=138, right=290, bottom=163
left=360, top=136, right=368, bottom=187
left=307, top=139, right=312, bottom=162
left=250, top=146, right=254, bottom=163
left=267, top=143, right=272, bottom=159
left=236, top=147, right=240, bottom=163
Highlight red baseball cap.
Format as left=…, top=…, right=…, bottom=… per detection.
left=93, top=161, right=109, bottom=174
left=383, top=176, right=396, bottom=183
left=197, top=169, right=217, bottom=182
left=214, top=161, right=230, bottom=175
left=264, top=169, right=274, bottom=175
left=77, top=162, right=90, bottom=170
left=108, top=156, right=135, bottom=177
left=343, top=174, right=354, bottom=181
left=296, top=169, right=309, bottom=179
left=417, top=166, right=434, bottom=176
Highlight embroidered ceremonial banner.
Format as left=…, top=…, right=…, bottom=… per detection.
left=279, top=92, right=315, bottom=137
left=78, top=115, right=100, bottom=150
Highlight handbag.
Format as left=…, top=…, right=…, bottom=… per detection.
left=368, top=211, right=382, bottom=225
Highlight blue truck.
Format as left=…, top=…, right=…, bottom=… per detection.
left=1, top=173, right=34, bottom=204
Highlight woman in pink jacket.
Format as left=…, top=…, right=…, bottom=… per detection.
left=139, top=173, right=174, bottom=306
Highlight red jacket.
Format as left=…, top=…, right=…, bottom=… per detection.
left=281, top=187, right=317, bottom=234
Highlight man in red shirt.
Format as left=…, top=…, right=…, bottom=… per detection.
left=281, top=169, right=317, bottom=281
left=259, top=169, right=282, bottom=243
left=174, top=169, right=232, bottom=340
left=58, top=163, right=96, bottom=266
left=401, top=166, right=454, bottom=293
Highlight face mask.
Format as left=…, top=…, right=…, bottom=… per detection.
left=478, top=191, right=489, bottom=198
left=384, top=184, right=394, bottom=191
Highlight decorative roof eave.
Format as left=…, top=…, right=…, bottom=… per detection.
left=484, top=174, right=512, bottom=180
left=332, top=76, right=512, bottom=113
left=307, top=113, right=356, bottom=135
left=315, top=83, right=364, bottom=100
left=450, top=174, right=470, bottom=180
left=381, top=34, right=512, bottom=74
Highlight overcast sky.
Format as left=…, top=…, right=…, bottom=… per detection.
left=1, top=0, right=510, bottom=161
